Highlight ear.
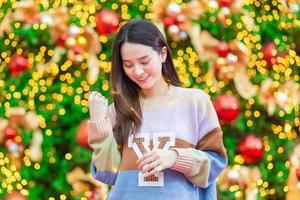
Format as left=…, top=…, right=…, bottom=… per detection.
left=161, top=46, right=167, bottom=62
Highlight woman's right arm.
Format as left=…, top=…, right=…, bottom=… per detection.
left=88, top=96, right=121, bottom=185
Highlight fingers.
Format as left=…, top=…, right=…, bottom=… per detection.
left=88, top=91, right=107, bottom=102
left=141, top=160, right=160, bottom=174
left=87, top=91, right=109, bottom=121
left=138, top=154, right=156, bottom=170
left=137, top=150, right=172, bottom=176
left=136, top=150, right=155, bottom=167
left=89, top=91, right=102, bottom=99
left=146, top=165, right=163, bottom=177
left=137, top=150, right=165, bottom=176
left=94, top=92, right=102, bottom=100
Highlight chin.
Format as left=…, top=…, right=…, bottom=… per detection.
left=138, top=82, right=153, bottom=90
left=135, top=80, right=153, bottom=89
left=139, top=85, right=150, bottom=90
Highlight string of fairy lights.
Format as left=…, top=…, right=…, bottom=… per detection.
left=0, top=0, right=299, bottom=199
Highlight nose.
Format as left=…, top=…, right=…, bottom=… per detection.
left=133, top=64, right=144, bottom=76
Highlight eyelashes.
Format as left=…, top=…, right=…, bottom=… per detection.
left=124, top=60, right=150, bottom=68
left=141, top=61, right=150, bottom=65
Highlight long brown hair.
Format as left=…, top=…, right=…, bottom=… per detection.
left=110, top=19, right=181, bottom=145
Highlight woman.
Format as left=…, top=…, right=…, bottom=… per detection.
left=88, top=19, right=227, bottom=200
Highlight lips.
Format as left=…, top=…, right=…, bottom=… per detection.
left=137, top=75, right=149, bottom=82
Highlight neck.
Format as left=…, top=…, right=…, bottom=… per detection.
left=141, top=79, right=170, bottom=99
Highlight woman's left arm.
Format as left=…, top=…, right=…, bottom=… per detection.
left=169, top=90, right=227, bottom=188
left=170, top=127, right=227, bottom=188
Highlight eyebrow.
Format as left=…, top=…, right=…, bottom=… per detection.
left=123, top=55, right=150, bottom=62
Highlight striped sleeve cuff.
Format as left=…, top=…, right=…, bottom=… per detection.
left=87, top=118, right=113, bottom=144
left=170, top=148, right=195, bottom=175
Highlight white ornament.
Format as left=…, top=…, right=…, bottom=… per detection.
left=208, top=0, right=219, bottom=9
left=179, top=31, right=188, bottom=40
left=226, top=53, right=238, bottom=63
left=227, top=169, right=239, bottom=181
left=75, top=54, right=84, bottom=63
left=221, top=7, right=231, bottom=15
left=166, top=3, right=181, bottom=18
left=41, top=14, right=53, bottom=25
left=290, top=4, right=299, bottom=12
left=29, top=130, right=43, bottom=162
left=8, top=143, right=19, bottom=153
left=297, top=181, right=300, bottom=190
left=69, top=24, right=80, bottom=35
left=66, top=37, right=76, bottom=47
left=275, top=91, right=288, bottom=102
left=167, top=25, right=180, bottom=36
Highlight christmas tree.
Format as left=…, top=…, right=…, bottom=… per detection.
left=0, top=0, right=299, bottom=199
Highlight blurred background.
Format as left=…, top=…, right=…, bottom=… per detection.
left=0, top=0, right=299, bottom=199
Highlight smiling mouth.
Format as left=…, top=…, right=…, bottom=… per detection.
left=137, top=75, right=149, bottom=82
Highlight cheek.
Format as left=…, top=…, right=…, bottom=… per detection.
left=146, top=59, right=162, bottom=74
left=123, top=67, right=133, bottom=78
left=123, top=67, right=128, bottom=75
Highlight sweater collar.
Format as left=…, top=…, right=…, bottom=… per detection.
left=139, top=84, right=178, bottom=110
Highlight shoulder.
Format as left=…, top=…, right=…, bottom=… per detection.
left=173, top=86, right=211, bottom=105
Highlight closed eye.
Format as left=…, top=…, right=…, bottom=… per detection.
left=123, top=58, right=151, bottom=68
left=141, top=61, right=149, bottom=65
left=141, top=58, right=151, bottom=65
left=124, top=64, right=133, bottom=68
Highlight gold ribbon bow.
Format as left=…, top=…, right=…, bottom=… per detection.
left=66, top=167, right=108, bottom=197
left=218, top=165, right=261, bottom=200
left=259, top=79, right=300, bottom=115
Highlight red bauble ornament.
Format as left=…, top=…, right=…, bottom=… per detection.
left=213, top=65, right=220, bottom=75
left=213, top=95, right=240, bottom=124
left=9, top=54, right=30, bottom=76
left=262, top=42, right=277, bottom=68
left=237, top=134, right=264, bottom=164
left=175, top=14, right=186, bottom=24
left=57, top=32, right=70, bottom=46
left=217, top=0, right=234, bottom=7
left=73, top=44, right=84, bottom=55
left=216, top=42, right=229, bottom=57
left=76, top=120, right=91, bottom=149
left=4, top=126, right=17, bottom=140
left=296, top=168, right=300, bottom=180
left=95, top=9, right=119, bottom=35
left=86, top=191, right=100, bottom=200
left=163, top=17, right=175, bottom=27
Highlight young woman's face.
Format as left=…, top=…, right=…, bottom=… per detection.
left=121, top=42, right=167, bottom=89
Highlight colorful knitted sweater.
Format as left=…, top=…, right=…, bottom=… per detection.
left=88, top=85, right=227, bottom=200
